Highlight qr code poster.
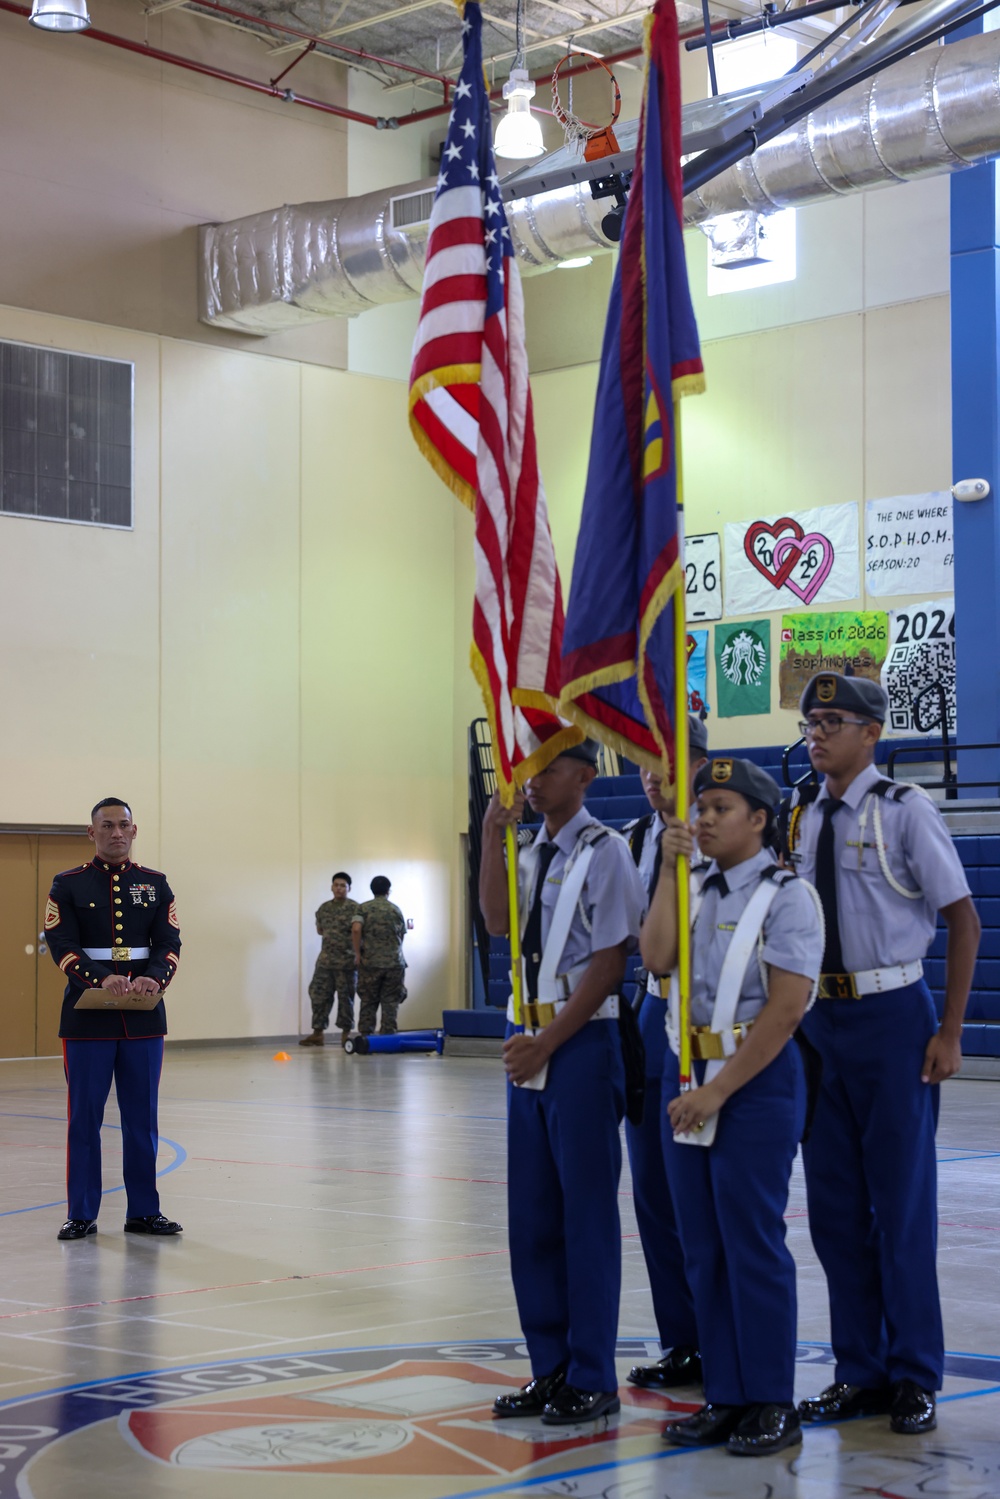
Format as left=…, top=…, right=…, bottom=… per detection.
left=881, top=599, right=956, bottom=738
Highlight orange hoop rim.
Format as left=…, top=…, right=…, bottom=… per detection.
left=551, top=50, right=621, bottom=139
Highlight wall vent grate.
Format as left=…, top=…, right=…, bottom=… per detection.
left=1, top=341, right=134, bottom=529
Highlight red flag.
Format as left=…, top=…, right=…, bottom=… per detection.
left=409, top=2, right=579, bottom=800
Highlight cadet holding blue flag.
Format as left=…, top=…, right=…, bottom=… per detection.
left=480, top=740, right=646, bottom=1425
left=623, top=715, right=708, bottom=1394
left=785, top=673, right=980, bottom=1435
left=642, top=758, right=824, bottom=1456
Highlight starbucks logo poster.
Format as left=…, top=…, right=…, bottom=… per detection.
left=714, top=620, right=771, bottom=717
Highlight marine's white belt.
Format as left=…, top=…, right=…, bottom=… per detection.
left=854, top=959, right=924, bottom=994
left=83, top=947, right=151, bottom=960
left=506, top=995, right=619, bottom=1023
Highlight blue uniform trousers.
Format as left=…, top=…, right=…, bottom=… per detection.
left=661, top=1043, right=805, bottom=1406
left=800, top=979, right=943, bottom=1391
left=63, top=1037, right=163, bottom=1222
left=506, top=1019, right=625, bottom=1393
left=624, top=993, right=697, bottom=1350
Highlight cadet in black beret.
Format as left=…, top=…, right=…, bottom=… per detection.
left=799, top=671, right=888, bottom=723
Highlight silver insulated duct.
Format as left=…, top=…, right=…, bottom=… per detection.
left=201, top=29, right=1000, bottom=333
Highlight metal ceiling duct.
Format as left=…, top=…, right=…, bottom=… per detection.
left=201, top=28, right=1000, bottom=333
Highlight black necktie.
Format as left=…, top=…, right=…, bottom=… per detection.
left=650, top=835, right=663, bottom=897
left=815, top=798, right=845, bottom=972
left=702, top=870, right=730, bottom=897
left=524, top=843, right=557, bottom=1000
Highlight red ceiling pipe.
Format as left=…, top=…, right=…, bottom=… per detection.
left=189, top=0, right=454, bottom=91
left=0, top=0, right=386, bottom=122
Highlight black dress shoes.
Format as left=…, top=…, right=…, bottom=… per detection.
left=662, top=1403, right=745, bottom=1446
left=798, top=1381, right=893, bottom=1423
left=57, top=1218, right=97, bottom=1241
left=493, top=1366, right=566, bottom=1418
left=541, top=1386, right=621, bottom=1425
left=124, top=1214, right=183, bottom=1235
left=890, top=1379, right=936, bottom=1434
left=727, top=1403, right=802, bottom=1456
left=628, top=1345, right=702, bottom=1389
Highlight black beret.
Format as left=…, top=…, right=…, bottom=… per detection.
left=694, top=757, right=781, bottom=813
left=800, top=671, right=887, bottom=723
left=688, top=714, right=709, bottom=755
left=558, top=737, right=600, bottom=767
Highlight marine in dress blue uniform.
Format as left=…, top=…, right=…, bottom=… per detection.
left=624, top=715, right=708, bottom=1392
left=479, top=741, right=646, bottom=1426
left=645, top=759, right=823, bottom=1456
left=787, top=673, right=980, bottom=1436
left=44, top=798, right=183, bottom=1240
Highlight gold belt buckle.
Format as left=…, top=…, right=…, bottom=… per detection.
left=113, top=946, right=131, bottom=963
left=523, top=1000, right=556, bottom=1029
left=819, top=972, right=859, bottom=1000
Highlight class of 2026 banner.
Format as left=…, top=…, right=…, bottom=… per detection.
left=724, top=503, right=860, bottom=617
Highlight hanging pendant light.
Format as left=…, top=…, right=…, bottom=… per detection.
left=494, top=0, right=544, bottom=159
left=28, top=0, right=91, bottom=29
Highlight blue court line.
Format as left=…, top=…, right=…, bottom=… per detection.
left=937, top=1150, right=1000, bottom=1163
left=0, top=1128, right=186, bottom=1217
left=940, top=1383, right=1000, bottom=1402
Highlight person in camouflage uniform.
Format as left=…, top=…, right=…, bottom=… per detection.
left=352, top=876, right=408, bottom=1036
left=300, top=872, right=360, bottom=1048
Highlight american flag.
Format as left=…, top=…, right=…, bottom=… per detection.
left=409, top=1, right=580, bottom=803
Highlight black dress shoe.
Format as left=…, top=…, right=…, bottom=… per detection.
left=798, top=1381, right=893, bottom=1423
left=57, top=1218, right=97, bottom=1241
left=124, top=1214, right=183, bottom=1235
left=628, top=1345, right=702, bottom=1389
left=662, top=1403, right=745, bottom=1446
left=493, top=1365, right=566, bottom=1419
left=541, top=1386, right=620, bottom=1425
left=727, top=1403, right=802, bottom=1456
left=890, top=1379, right=936, bottom=1434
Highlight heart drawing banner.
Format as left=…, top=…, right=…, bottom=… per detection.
left=724, top=503, right=860, bottom=617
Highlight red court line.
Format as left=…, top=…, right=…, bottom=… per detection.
left=191, top=1154, right=507, bottom=1186
left=0, top=1248, right=513, bottom=1323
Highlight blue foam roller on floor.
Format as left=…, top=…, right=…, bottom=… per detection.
left=361, top=1031, right=444, bottom=1054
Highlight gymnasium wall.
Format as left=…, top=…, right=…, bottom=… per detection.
left=0, top=303, right=460, bottom=1040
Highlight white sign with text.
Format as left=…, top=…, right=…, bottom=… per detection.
left=864, top=493, right=953, bottom=597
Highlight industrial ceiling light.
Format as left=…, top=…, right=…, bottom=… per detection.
left=557, top=255, right=593, bottom=269
left=495, top=0, right=544, bottom=159
left=28, top=0, right=90, bottom=29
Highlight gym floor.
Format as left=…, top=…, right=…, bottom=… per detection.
left=0, top=1044, right=997, bottom=1497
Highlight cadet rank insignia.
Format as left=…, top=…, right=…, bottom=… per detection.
left=711, top=759, right=733, bottom=782
left=130, top=884, right=157, bottom=905
left=44, top=898, right=60, bottom=930
left=816, top=675, right=837, bottom=702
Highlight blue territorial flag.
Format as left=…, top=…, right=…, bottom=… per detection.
left=559, top=0, right=704, bottom=786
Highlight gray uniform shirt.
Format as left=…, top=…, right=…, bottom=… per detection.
left=523, top=807, right=647, bottom=974
left=793, top=762, right=970, bottom=972
left=691, top=847, right=823, bottom=1027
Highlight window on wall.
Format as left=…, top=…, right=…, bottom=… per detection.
left=0, top=341, right=133, bottom=528
left=706, top=33, right=798, bottom=297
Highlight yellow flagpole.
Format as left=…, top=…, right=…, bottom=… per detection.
left=505, top=822, right=524, bottom=1026
left=671, top=398, right=692, bottom=1091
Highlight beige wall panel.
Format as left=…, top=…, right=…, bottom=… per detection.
left=863, top=296, right=951, bottom=499
left=300, top=367, right=459, bottom=1028
left=0, top=3, right=348, bottom=368
left=863, top=178, right=950, bottom=310
left=0, top=307, right=161, bottom=839
left=524, top=259, right=616, bottom=376
left=158, top=341, right=301, bottom=1039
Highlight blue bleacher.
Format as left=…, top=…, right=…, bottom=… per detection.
left=474, top=745, right=1000, bottom=1058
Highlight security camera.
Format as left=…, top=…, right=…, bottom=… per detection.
left=952, top=477, right=991, bottom=502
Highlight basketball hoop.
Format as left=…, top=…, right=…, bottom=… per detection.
left=551, top=48, right=621, bottom=162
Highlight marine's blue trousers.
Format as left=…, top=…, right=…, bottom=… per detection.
left=507, top=1019, right=624, bottom=1393
left=624, top=994, right=697, bottom=1351
left=662, top=1043, right=805, bottom=1406
left=800, top=979, right=943, bottom=1391
left=63, top=1037, right=163, bottom=1222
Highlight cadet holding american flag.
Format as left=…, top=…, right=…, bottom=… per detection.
left=409, top=3, right=646, bottom=1425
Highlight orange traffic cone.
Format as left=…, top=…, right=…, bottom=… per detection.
left=273, top=1051, right=291, bottom=1061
